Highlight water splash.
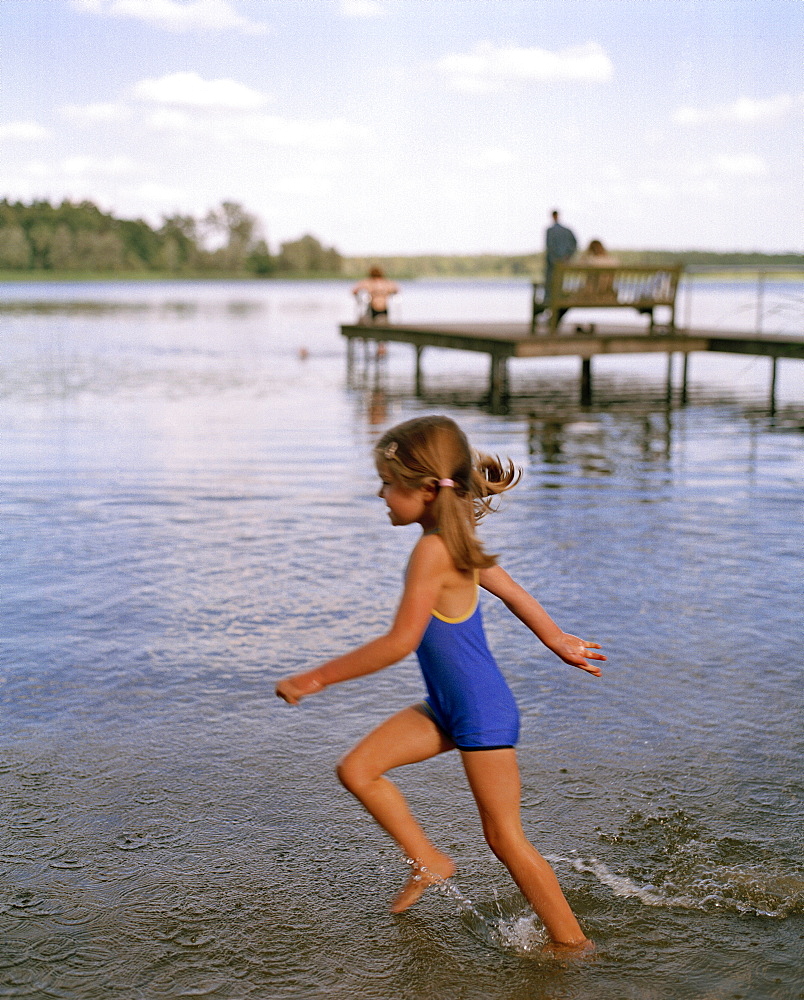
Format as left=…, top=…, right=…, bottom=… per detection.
left=560, top=853, right=804, bottom=918
left=550, top=809, right=804, bottom=919
left=397, top=859, right=550, bottom=957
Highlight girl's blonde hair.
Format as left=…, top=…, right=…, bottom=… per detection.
left=375, top=415, right=520, bottom=570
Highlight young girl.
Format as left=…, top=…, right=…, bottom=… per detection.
left=276, top=415, right=605, bottom=949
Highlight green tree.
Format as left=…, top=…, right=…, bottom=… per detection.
left=118, top=218, right=161, bottom=269
left=201, top=201, right=261, bottom=273
left=278, top=233, right=342, bottom=275
left=248, top=238, right=274, bottom=276
left=72, top=230, right=126, bottom=271
left=159, top=214, right=201, bottom=272
left=0, top=225, right=31, bottom=268
left=49, top=225, right=75, bottom=271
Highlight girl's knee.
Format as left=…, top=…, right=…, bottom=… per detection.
left=482, top=823, right=528, bottom=862
left=335, top=756, right=356, bottom=791
left=336, top=753, right=374, bottom=794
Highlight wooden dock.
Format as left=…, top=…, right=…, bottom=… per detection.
left=341, top=320, right=804, bottom=411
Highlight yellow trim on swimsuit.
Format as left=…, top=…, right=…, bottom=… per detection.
left=431, top=570, right=480, bottom=624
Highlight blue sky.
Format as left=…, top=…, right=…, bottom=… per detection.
left=1, top=0, right=801, bottom=254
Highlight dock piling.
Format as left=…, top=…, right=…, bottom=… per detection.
left=770, top=356, right=778, bottom=416
left=666, top=352, right=675, bottom=404
left=415, top=345, right=424, bottom=396
left=580, top=357, right=592, bottom=405
left=489, top=352, right=509, bottom=410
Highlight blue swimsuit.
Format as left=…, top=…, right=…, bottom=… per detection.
left=416, top=580, right=520, bottom=750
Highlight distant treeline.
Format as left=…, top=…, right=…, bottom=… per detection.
left=0, top=198, right=341, bottom=277
left=346, top=249, right=804, bottom=279
left=0, top=198, right=801, bottom=279
left=347, top=254, right=542, bottom=279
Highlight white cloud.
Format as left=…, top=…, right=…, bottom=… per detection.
left=124, top=181, right=189, bottom=205
left=0, top=122, right=50, bottom=141
left=234, top=114, right=369, bottom=148
left=475, top=147, right=517, bottom=167
left=439, top=41, right=613, bottom=93
left=141, top=102, right=369, bottom=149
left=61, top=155, right=137, bottom=176
left=72, top=0, right=268, bottom=34
left=636, top=178, right=675, bottom=199
left=0, top=157, right=135, bottom=200
left=133, top=71, right=270, bottom=110
left=272, top=176, right=335, bottom=197
left=673, top=93, right=798, bottom=126
left=340, top=0, right=385, bottom=16
left=146, top=108, right=198, bottom=131
left=626, top=151, right=770, bottom=206
left=713, top=154, right=768, bottom=176
left=62, top=102, right=132, bottom=124
left=26, top=161, right=50, bottom=178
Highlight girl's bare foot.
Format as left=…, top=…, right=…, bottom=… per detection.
left=542, top=936, right=596, bottom=959
left=390, top=854, right=456, bottom=913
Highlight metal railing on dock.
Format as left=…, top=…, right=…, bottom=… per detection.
left=679, top=264, right=804, bottom=336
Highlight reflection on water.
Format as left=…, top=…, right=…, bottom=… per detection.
left=1, top=280, right=802, bottom=999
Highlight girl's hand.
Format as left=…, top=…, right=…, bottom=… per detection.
left=551, top=634, right=605, bottom=676
left=275, top=672, right=323, bottom=705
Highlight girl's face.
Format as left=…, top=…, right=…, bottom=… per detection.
left=377, top=469, right=432, bottom=527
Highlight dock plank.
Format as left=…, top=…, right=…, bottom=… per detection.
left=340, top=320, right=803, bottom=408
left=341, top=320, right=802, bottom=357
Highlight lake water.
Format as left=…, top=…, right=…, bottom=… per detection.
left=1, top=278, right=802, bottom=999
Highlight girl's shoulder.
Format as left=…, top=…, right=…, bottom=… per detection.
left=414, top=530, right=447, bottom=554
left=412, top=533, right=474, bottom=583
left=409, top=531, right=453, bottom=571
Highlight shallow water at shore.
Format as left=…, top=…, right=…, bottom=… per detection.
left=1, top=279, right=802, bottom=999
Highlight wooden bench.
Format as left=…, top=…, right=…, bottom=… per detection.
left=531, top=263, right=683, bottom=333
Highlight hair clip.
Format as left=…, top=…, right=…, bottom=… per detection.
left=438, top=479, right=456, bottom=488
left=384, top=442, right=398, bottom=460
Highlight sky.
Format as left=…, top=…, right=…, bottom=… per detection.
left=1, top=0, right=802, bottom=255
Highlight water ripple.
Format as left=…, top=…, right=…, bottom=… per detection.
left=1, top=279, right=802, bottom=1000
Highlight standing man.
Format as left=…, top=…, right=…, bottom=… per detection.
left=544, top=209, right=577, bottom=324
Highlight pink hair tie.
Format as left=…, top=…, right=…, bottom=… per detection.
left=438, top=479, right=456, bottom=488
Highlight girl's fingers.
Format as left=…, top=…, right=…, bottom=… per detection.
left=572, top=651, right=603, bottom=675
left=579, top=641, right=605, bottom=661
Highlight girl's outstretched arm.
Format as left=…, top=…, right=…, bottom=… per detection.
left=276, top=534, right=451, bottom=705
left=479, top=565, right=605, bottom=676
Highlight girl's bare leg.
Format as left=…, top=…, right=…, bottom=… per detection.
left=461, top=748, right=589, bottom=948
left=337, top=705, right=456, bottom=912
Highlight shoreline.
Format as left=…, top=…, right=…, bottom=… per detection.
left=1, top=270, right=803, bottom=286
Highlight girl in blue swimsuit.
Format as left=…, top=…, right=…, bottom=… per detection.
left=276, top=415, right=605, bottom=950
